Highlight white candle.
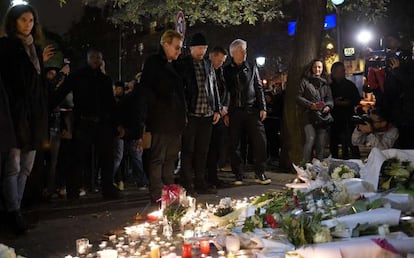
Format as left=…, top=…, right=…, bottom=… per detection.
left=98, top=249, right=118, bottom=258
left=225, top=235, right=240, bottom=253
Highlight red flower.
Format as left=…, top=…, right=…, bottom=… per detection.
left=293, top=195, right=299, bottom=207
left=265, top=214, right=278, bottom=228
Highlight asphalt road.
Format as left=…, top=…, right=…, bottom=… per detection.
left=0, top=170, right=295, bottom=258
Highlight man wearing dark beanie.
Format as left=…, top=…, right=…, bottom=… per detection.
left=177, top=33, right=221, bottom=194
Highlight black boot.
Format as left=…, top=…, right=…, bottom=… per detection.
left=8, top=210, right=28, bottom=235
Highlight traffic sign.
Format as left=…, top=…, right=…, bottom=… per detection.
left=175, top=11, right=186, bottom=37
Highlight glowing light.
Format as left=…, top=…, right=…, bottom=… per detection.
left=356, top=30, right=373, bottom=45
left=11, top=0, right=28, bottom=6
left=256, top=56, right=266, bottom=66
left=326, top=43, right=335, bottom=50
left=332, top=0, right=344, bottom=5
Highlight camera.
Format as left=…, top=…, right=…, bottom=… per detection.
left=386, top=50, right=413, bottom=67
left=351, top=114, right=372, bottom=125
left=63, top=58, right=71, bottom=65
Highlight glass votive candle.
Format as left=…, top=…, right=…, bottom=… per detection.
left=199, top=239, right=210, bottom=255
left=150, top=244, right=160, bottom=258
left=76, top=238, right=89, bottom=255
left=217, top=250, right=225, bottom=256
left=182, top=243, right=192, bottom=258
left=99, top=242, right=107, bottom=250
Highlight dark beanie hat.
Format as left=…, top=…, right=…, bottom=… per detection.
left=189, top=33, right=208, bottom=46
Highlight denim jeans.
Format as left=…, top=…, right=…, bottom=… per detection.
left=113, top=137, right=124, bottom=176
left=2, top=148, right=36, bottom=211
left=126, top=140, right=148, bottom=186
left=303, top=124, right=328, bottom=162
left=113, top=138, right=148, bottom=186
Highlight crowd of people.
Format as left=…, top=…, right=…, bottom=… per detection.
left=1, top=4, right=414, bottom=236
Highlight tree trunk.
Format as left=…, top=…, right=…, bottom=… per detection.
left=280, top=0, right=327, bottom=170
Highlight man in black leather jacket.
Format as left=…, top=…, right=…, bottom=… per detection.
left=178, top=33, right=221, bottom=194
left=223, top=39, right=271, bottom=185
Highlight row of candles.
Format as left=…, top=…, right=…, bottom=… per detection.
left=65, top=216, right=243, bottom=258
left=63, top=195, right=296, bottom=258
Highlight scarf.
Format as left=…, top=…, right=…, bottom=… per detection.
left=16, top=34, right=41, bottom=75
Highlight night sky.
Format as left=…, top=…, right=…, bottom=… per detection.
left=5, top=0, right=84, bottom=35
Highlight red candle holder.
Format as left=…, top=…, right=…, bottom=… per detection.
left=182, top=243, right=192, bottom=258
left=199, top=239, right=210, bottom=255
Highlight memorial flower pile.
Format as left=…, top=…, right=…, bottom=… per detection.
left=379, top=158, right=414, bottom=191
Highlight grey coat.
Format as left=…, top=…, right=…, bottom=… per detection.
left=297, top=77, right=333, bottom=125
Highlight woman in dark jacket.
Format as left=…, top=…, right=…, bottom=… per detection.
left=0, top=4, right=51, bottom=234
left=0, top=75, right=15, bottom=153
left=297, top=59, right=333, bottom=162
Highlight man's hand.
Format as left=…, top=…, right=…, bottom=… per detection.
left=43, top=44, right=55, bottom=63
left=389, top=58, right=400, bottom=69
left=358, top=123, right=373, bottom=134
left=117, top=126, right=125, bottom=138
left=310, top=103, right=319, bottom=111
left=212, top=112, right=220, bottom=125
left=223, top=115, right=230, bottom=127
left=60, top=64, right=70, bottom=76
left=136, top=138, right=143, bottom=153
left=260, top=110, right=267, bottom=121
left=322, top=106, right=330, bottom=113
left=220, top=106, right=228, bottom=117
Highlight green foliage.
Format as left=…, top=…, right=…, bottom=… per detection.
left=281, top=212, right=324, bottom=247
left=350, top=199, right=382, bottom=214
left=379, top=158, right=414, bottom=191
left=213, top=207, right=234, bottom=217
left=336, top=0, right=390, bottom=22
left=64, top=0, right=390, bottom=27
left=163, top=202, right=187, bottom=224
left=62, top=0, right=285, bottom=26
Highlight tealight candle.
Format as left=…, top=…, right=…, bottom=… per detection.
left=99, top=241, right=108, bottom=250
left=225, top=235, right=240, bottom=253
left=98, top=249, right=118, bottom=258
left=76, top=238, right=89, bottom=255
left=199, top=239, right=210, bottom=255
left=217, top=250, right=225, bottom=256
left=182, top=243, right=192, bottom=258
left=151, top=245, right=160, bottom=258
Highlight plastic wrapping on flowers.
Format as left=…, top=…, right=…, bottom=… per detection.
left=240, top=191, right=333, bottom=247
left=379, top=157, right=414, bottom=192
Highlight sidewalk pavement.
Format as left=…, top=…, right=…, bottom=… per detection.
left=0, top=168, right=295, bottom=258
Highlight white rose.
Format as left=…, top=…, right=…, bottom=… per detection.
left=313, top=227, right=332, bottom=243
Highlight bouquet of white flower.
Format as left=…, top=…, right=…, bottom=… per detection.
left=332, top=165, right=358, bottom=180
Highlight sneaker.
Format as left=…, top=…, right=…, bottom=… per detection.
left=79, top=189, right=86, bottom=197
left=234, top=174, right=243, bottom=185
left=255, top=173, right=272, bottom=185
left=118, top=181, right=125, bottom=191
left=137, top=184, right=148, bottom=191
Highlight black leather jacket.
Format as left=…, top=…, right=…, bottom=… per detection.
left=178, top=56, right=221, bottom=114
left=223, top=60, right=266, bottom=112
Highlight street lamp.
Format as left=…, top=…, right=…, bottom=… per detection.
left=356, top=30, right=373, bottom=45
left=11, top=0, right=28, bottom=6
left=256, top=56, right=266, bottom=67
left=332, top=0, right=345, bottom=61
left=331, top=0, right=344, bottom=5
